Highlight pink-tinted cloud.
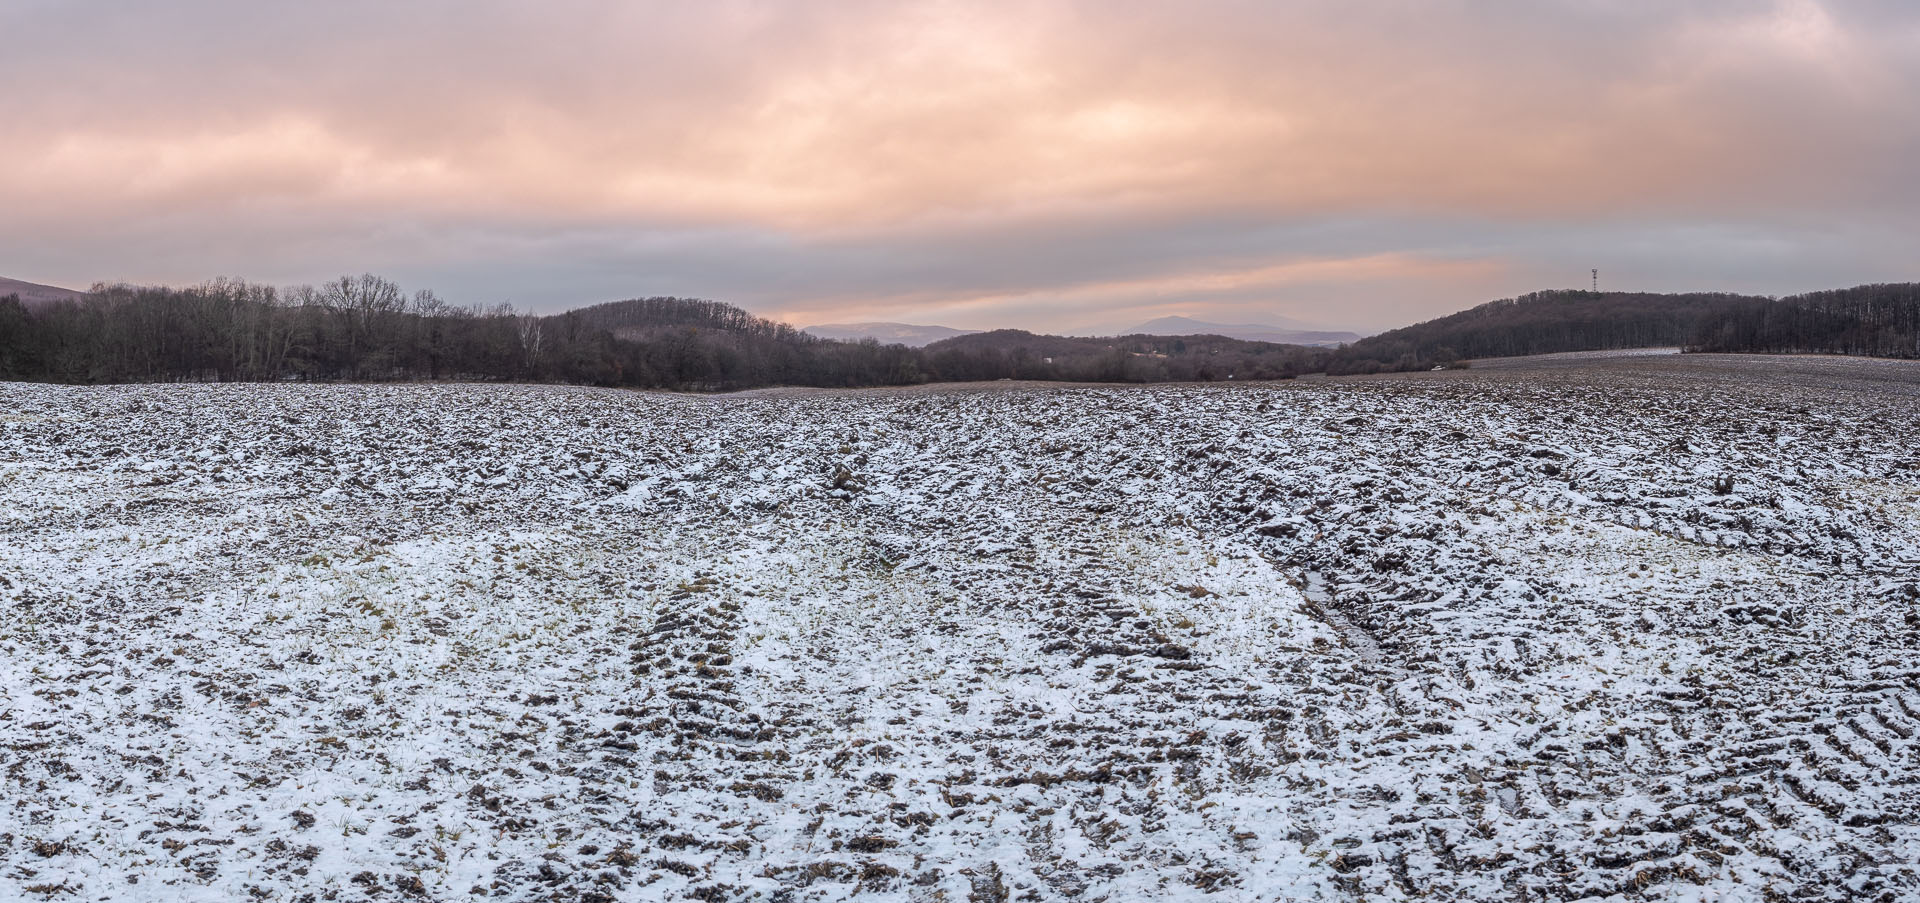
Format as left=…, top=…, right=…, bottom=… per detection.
left=2, top=1, right=1915, bottom=331
left=767, top=253, right=1509, bottom=333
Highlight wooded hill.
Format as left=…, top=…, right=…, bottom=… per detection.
left=1326, top=289, right=1763, bottom=373
left=1324, top=285, right=1920, bottom=372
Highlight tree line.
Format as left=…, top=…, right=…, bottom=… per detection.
left=0, top=276, right=924, bottom=390
left=919, top=330, right=1326, bottom=382
left=3, top=276, right=1914, bottom=390
left=0, top=276, right=1329, bottom=389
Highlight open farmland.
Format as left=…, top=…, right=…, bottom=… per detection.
left=2, top=354, right=1918, bottom=902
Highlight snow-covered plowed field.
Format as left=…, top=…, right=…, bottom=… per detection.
left=3, top=354, right=1918, bottom=903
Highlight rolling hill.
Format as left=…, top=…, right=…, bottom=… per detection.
left=0, top=276, right=86, bottom=309
left=1326, top=290, right=1769, bottom=373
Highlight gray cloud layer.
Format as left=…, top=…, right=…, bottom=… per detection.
left=3, top=0, right=1916, bottom=331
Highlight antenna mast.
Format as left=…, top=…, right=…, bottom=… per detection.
left=1592, top=269, right=1598, bottom=292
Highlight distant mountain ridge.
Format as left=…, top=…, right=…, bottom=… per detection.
left=803, top=322, right=981, bottom=347
left=0, top=276, right=86, bottom=309
left=1118, top=316, right=1362, bottom=346
left=804, top=316, right=1361, bottom=348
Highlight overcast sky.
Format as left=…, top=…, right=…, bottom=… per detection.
left=3, top=0, right=1916, bottom=333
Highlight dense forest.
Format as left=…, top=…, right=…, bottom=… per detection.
left=0, top=277, right=922, bottom=390
left=0, top=276, right=1326, bottom=389
left=1691, top=283, right=1920, bottom=359
left=3, top=277, right=1915, bottom=390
